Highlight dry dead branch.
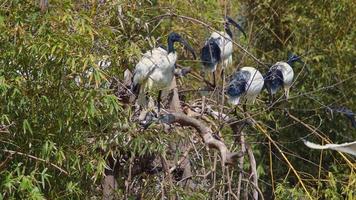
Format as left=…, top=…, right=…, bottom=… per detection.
left=161, top=112, right=242, bottom=165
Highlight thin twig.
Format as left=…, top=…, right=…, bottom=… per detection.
left=243, top=113, right=313, bottom=200
left=246, top=143, right=259, bottom=200
left=147, top=12, right=267, bottom=67
left=3, top=149, right=68, bottom=175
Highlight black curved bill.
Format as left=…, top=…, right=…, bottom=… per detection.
left=287, top=53, right=305, bottom=65
left=179, top=38, right=196, bottom=60
left=226, top=16, right=247, bottom=38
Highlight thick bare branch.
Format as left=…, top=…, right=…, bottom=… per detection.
left=162, top=112, right=242, bottom=165
left=246, top=144, right=259, bottom=200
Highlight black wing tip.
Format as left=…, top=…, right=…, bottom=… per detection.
left=132, top=83, right=140, bottom=96
left=200, top=42, right=221, bottom=64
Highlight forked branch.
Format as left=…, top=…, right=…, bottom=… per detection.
left=162, top=112, right=242, bottom=165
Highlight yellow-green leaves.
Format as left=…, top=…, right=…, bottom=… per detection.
left=22, top=119, right=33, bottom=135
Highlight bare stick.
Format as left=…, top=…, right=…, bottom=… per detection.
left=244, top=113, right=313, bottom=200
left=169, top=145, right=193, bottom=173
left=287, top=112, right=356, bottom=170
left=125, top=156, right=134, bottom=200
left=236, top=132, right=246, bottom=199
left=160, top=155, right=174, bottom=200
left=162, top=112, right=242, bottom=165
left=246, top=143, right=259, bottom=200
left=242, top=179, right=265, bottom=200
left=268, top=140, right=275, bottom=195
left=147, top=13, right=267, bottom=67
left=3, top=149, right=68, bottom=175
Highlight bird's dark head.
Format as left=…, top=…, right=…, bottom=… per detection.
left=226, top=80, right=246, bottom=105
left=167, top=32, right=196, bottom=59
left=168, top=32, right=182, bottom=42
left=287, top=53, right=303, bottom=66
left=226, top=79, right=246, bottom=97
left=225, top=16, right=247, bottom=38
left=264, top=68, right=283, bottom=95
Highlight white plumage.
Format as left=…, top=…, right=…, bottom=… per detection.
left=133, top=47, right=176, bottom=92
left=265, top=54, right=302, bottom=101
left=303, top=139, right=356, bottom=156
left=210, top=31, right=233, bottom=68
left=239, top=67, right=264, bottom=104
left=200, top=17, right=246, bottom=87
left=271, top=61, right=294, bottom=99
left=132, top=32, right=195, bottom=112
left=227, top=66, right=264, bottom=105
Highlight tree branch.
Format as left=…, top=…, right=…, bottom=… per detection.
left=3, top=149, right=68, bottom=175
left=161, top=112, right=242, bottom=165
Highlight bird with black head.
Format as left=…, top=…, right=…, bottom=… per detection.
left=264, top=54, right=303, bottom=102
left=200, top=16, right=247, bottom=87
left=132, top=32, right=196, bottom=116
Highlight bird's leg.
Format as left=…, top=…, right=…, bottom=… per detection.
left=242, top=99, right=247, bottom=112
left=220, top=68, right=225, bottom=79
left=213, top=71, right=216, bottom=88
left=269, top=93, right=275, bottom=106
left=243, top=104, right=247, bottom=113
left=157, top=90, right=162, bottom=117
left=285, top=88, right=290, bottom=100
left=201, top=95, right=206, bottom=117
left=201, top=71, right=214, bottom=89
left=234, top=106, right=238, bottom=115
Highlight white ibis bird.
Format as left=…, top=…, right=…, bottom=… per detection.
left=200, top=16, right=246, bottom=86
left=132, top=32, right=196, bottom=113
left=264, top=54, right=302, bottom=101
left=226, top=67, right=264, bottom=108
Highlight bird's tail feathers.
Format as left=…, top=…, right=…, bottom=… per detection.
left=132, top=83, right=140, bottom=96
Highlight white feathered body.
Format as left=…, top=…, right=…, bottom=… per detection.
left=133, top=47, right=177, bottom=107
left=273, top=61, right=294, bottom=89
left=241, top=67, right=264, bottom=103
left=133, top=47, right=177, bottom=91
left=210, top=31, right=233, bottom=67
left=228, top=67, right=264, bottom=105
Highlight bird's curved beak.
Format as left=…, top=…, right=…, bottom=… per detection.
left=179, top=38, right=196, bottom=60
left=226, top=16, right=247, bottom=38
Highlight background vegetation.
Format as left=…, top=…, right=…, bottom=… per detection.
left=0, top=0, right=355, bottom=199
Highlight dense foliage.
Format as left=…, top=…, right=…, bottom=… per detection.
left=0, top=0, right=355, bottom=199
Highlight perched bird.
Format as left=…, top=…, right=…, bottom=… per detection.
left=327, top=106, right=356, bottom=128
left=226, top=67, right=264, bottom=108
left=132, top=32, right=196, bottom=113
left=264, top=54, right=302, bottom=101
left=200, top=16, right=246, bottom=86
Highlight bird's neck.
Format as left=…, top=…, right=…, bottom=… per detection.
left=287, top=60, right=294, bottom=66
left=287, top=57, right=300, bottom=66
left=168, top=39, right=175, bottom=54
left=225, top=24, right=233, bottom=39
